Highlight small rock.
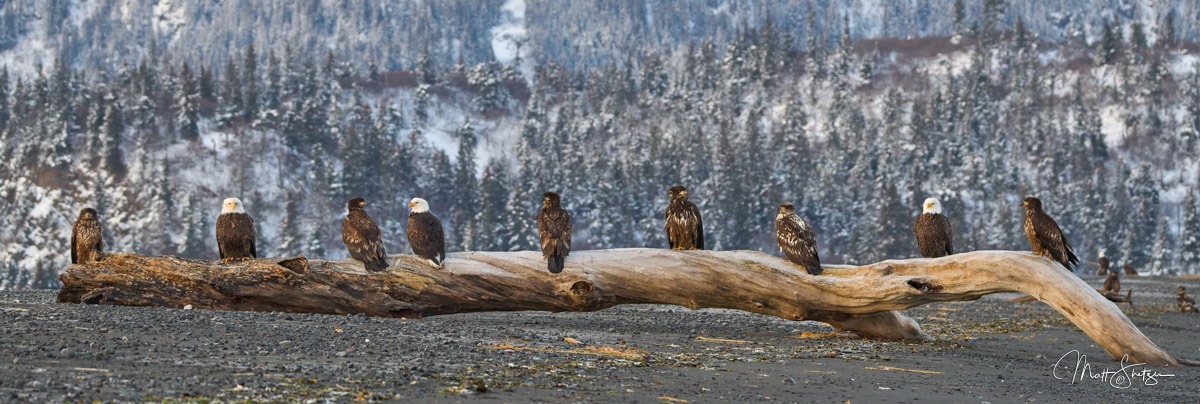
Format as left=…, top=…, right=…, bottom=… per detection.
left=184, top=305, right=193, bottom=310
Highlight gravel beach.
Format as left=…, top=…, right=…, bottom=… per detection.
left=3, top=276, right=1199, bottom=402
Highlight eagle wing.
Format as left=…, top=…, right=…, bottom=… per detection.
left=776, top=215, right=821, bottom=275
left=343, top=212, right=386, bottom=267
left=408, top=213, right=446, bottom=265
left=1032, top=212, right=1074, bottom=269
left=690, top=202, right=704, bottom=250
left=913, top=213, right=953, bottom=258
left=70, top=223, right=78, bottom=264
left=538, top=208, right=571, bottom=257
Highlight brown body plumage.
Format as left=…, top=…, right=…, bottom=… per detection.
left=664, top=185, right=704, bottom=250
left=775, top=203, right=822, bottom=275
left=407, top=198, right=445, bottom=268
left=537, top=192, right=572, bottom=273
left=1022, top=197, right=1078, bottom=271
left=71, top=208, right=104, bottom=264
left=912, top=198, right=953, bottom=258
left=1096, top=253, right=1110, bottom=276
left=343, top=198, right=389, bottom=272
left=1102, top=270, right=1120, bottom=294
left=1123, top=262, right=1138, bottom=276
left=216, top=198, right=257, bottom=262
left=1178, top=286, right=1198, bottom=313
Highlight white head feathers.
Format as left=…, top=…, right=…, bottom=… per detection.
left=221, top=198, right=245, bottom=214
left=408, top=198, right=430, bottom=213
left=922, top=197, right=942, bottom=214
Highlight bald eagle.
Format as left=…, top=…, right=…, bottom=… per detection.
left=537, top=192, right=572, bottom=273
left=1103, top=269, right=1121, bottom=294
left=407, top=198, right=445, bottom=268
left=1022, top=197, right=1078, bottom=270
left=775, top=203, right=822, bottom=275
left=71, top=207, right=104, bottom=264
left=913, top=197, right=953, bottom=258
left=343, top=197, right=389, bottom=272
left=664, top=185, right=704, bottom=250
left=1096, top=251, right=1110, bottom=276
left=216, top=198, right=257, bottom=262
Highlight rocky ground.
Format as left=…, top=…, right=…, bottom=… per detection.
left=2, top=276, right=1199, bottom=402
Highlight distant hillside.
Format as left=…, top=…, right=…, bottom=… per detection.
left=1, top=2, right=1199, bottom=289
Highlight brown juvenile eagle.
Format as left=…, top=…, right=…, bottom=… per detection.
left=537, top=192, right=572, bottom=273
left=407, top=198, right=445, bottom=268
left=216, top=197, right=257, bottom=262
left=912, top=197, right=953, bottom=258
left=343, top=197, right=389, bottom=272
left=775, top=203, right=822, bottom=275
left=1022, top=197, right=1078, bottom=271
left=71, top=207, right=104, bottom=264
left=1103, top=269, right=1121, bottom=294
left=664, top=185, right=704, bottom=250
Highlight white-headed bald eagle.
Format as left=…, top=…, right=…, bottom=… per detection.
left=71, top=207, right=104, bottom=264
left=216, top=198, right=257, bottom=262
left=1022, top=197, right=1078, bottom=271
left=537, top=192, right=572, bottom=273
left=775, top=203, right=822, bottom=275
left=407, top=198, right=445, bottom=268
left=665, top=185, right=704, bottom=250
left=343, top=197, right=389, bottom=272
left=913, top=197, right=953, bottom=258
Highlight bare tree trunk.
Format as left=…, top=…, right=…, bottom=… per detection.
left=58, top=249, right=1182, bottom=366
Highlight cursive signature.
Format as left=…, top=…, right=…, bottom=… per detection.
left=1052, top=350, right=1175, bottom=389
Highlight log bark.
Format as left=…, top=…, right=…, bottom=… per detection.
left=57, top=249, right=1182, bottom=366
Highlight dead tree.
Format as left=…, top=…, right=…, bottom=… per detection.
left=58, top=249, right=1184, bottom=366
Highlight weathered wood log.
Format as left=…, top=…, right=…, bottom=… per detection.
left=57, top=249, right=1182, bottom=366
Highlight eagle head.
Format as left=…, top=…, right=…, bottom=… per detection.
left=543, top=192, right=561, bottom=208
left=922, top=197, right=942, bottom=214
left=348, top=197, right=367, bottom=211
left=222, top=198, right=245, bottom=214
left=78, top=207, right=98, bottom=220
left=778, top=203, right=796, bottom=215
left=1022, top=197, right=1042, bottom=211
left=668, top=185, right=688, bottom=200
left=1099, top=250, right=1106, bottom=258
left=408, top=198, right=430, bottom=213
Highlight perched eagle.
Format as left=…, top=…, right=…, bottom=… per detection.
left=536, top=192, right=572, bottom=273
left=775, top=203, right=822, bottom=275
left=1096, top=251, right=1110, bottom=276
left=407, top=198, right=445, bottom=268
left=71, top=207, right=104, bottom=264
left=912, top=197, right=953, bottom=258
left=1102, top=269, right=1121, bottom=294
left=664, top=185, right=704, bottom=250
left=343, top=197, right=389, bottom=272
left=1123, top=262, right=1138, bottom=276
left=1178, top=286, right=1198, bottom=313
left=1022, top=197, right=1078, bottom=271
left=216, top=198, right=257, bottom=262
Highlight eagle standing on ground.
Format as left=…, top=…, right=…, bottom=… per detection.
left=1096, top=251, right=1110, bottom=276
left=775, top=203, right=822, bottom=275
left=912, top=197, right=953, bottom=258
left=537, top=192, right=572, bottom=273
left=71, top=207, right=104, bottom=264
left=1178, top=286, right=1198, bottom=313
left=216, top=198, right=257, bottom=262
left=1102, top=270, right=1121, bottom=294
left=664, top=185, right=704, bottom=250
left=1022, top=197, right=1078, bottom=271
left=407, top=198, right=445, bottom=268
left=343, top=197, right=389, bottom=272
left=1123, top=262, right=1139, bottom=276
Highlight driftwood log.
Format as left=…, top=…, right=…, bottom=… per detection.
left=58, top=249, right=1182, bottom=366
